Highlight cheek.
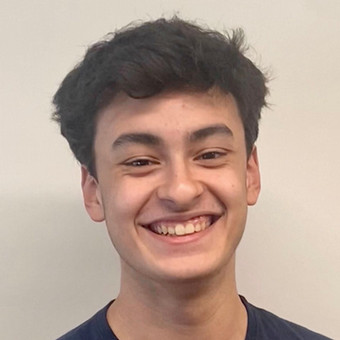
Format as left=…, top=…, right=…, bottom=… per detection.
left=101, top=178, right=155, bottom=232
left=208, top=169, right=248, bottom=202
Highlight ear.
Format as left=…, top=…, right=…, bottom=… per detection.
left=81, top=166, right=105, bottom=222
left=246, top=146, right=261, bottom=206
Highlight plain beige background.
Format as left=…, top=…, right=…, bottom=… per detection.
left=1, top=1, right=339, bottom=339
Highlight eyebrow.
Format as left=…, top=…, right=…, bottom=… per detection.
left=189, top=124, right=233, bottom=142
left=112, top=133, right=162, bottom=148
left=112, top=124, right=233, bottom=149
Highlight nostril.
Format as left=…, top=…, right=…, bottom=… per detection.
left=157, top=179, right=204, bottom=206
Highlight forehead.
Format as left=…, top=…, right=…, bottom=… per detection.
left=95, top=90, right=244, bottom=145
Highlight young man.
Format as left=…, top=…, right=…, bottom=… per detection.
left=53, top=17, right=330, bottom=340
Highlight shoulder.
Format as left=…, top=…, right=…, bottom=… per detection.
left=56, top=301, right=117, bottom=340
left=241, top=296, right=331, bottom=340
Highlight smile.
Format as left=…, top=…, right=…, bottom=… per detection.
left=146, top=215, right=220, bottom=237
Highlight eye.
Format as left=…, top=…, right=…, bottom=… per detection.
left=193, top=149, right=228, bottom=167
left=124, top=158, right=155, bottom=167
left=120, top=156, right=161, bottom=176
left=199, top=151, right=224, bottom=160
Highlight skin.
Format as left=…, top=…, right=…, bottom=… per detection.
left=81, top=89, right=261, bottom=339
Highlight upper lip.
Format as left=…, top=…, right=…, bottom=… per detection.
left=139, top=211, right=223, bottom=227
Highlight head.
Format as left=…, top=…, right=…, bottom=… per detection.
left=52, top=17, right=268, bottom=177
left=52, top=17, right=269, bottom=284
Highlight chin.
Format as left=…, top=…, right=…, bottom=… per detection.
left=145, top=252, right=234, bottom=285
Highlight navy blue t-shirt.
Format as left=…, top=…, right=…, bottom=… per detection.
left=57, top=296, right=331, bottom=339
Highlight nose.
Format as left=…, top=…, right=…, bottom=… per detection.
left=156, top=160, right=204, bottom=211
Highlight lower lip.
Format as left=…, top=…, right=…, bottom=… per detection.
left=141, top=221, right=217, bottom=245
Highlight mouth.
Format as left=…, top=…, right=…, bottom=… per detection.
left=143, top=215, right=220, bottom=237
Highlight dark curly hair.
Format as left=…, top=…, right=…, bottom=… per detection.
left=52, top=17, right=268, bottom=176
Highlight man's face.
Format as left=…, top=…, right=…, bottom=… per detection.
left=82, top=90, right=260, bottom=283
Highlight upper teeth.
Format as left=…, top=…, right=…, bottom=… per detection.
left=149, top=216, right=213, bottom=236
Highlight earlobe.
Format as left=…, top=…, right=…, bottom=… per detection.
left=246, top=146, right=261, bottom=206
left=81, top=166, right=105, bottom=222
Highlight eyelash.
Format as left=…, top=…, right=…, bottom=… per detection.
left=122, top=150, right=227, bottom=168
left=196, top=151, right=226, bottom=160
left=123, top=158, right=158, bottom=167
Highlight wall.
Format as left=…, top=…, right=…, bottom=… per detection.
left=1, top=1, right=339, bottom=338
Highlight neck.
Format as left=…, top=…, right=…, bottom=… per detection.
left=107, top=256, right=248, bottom=340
